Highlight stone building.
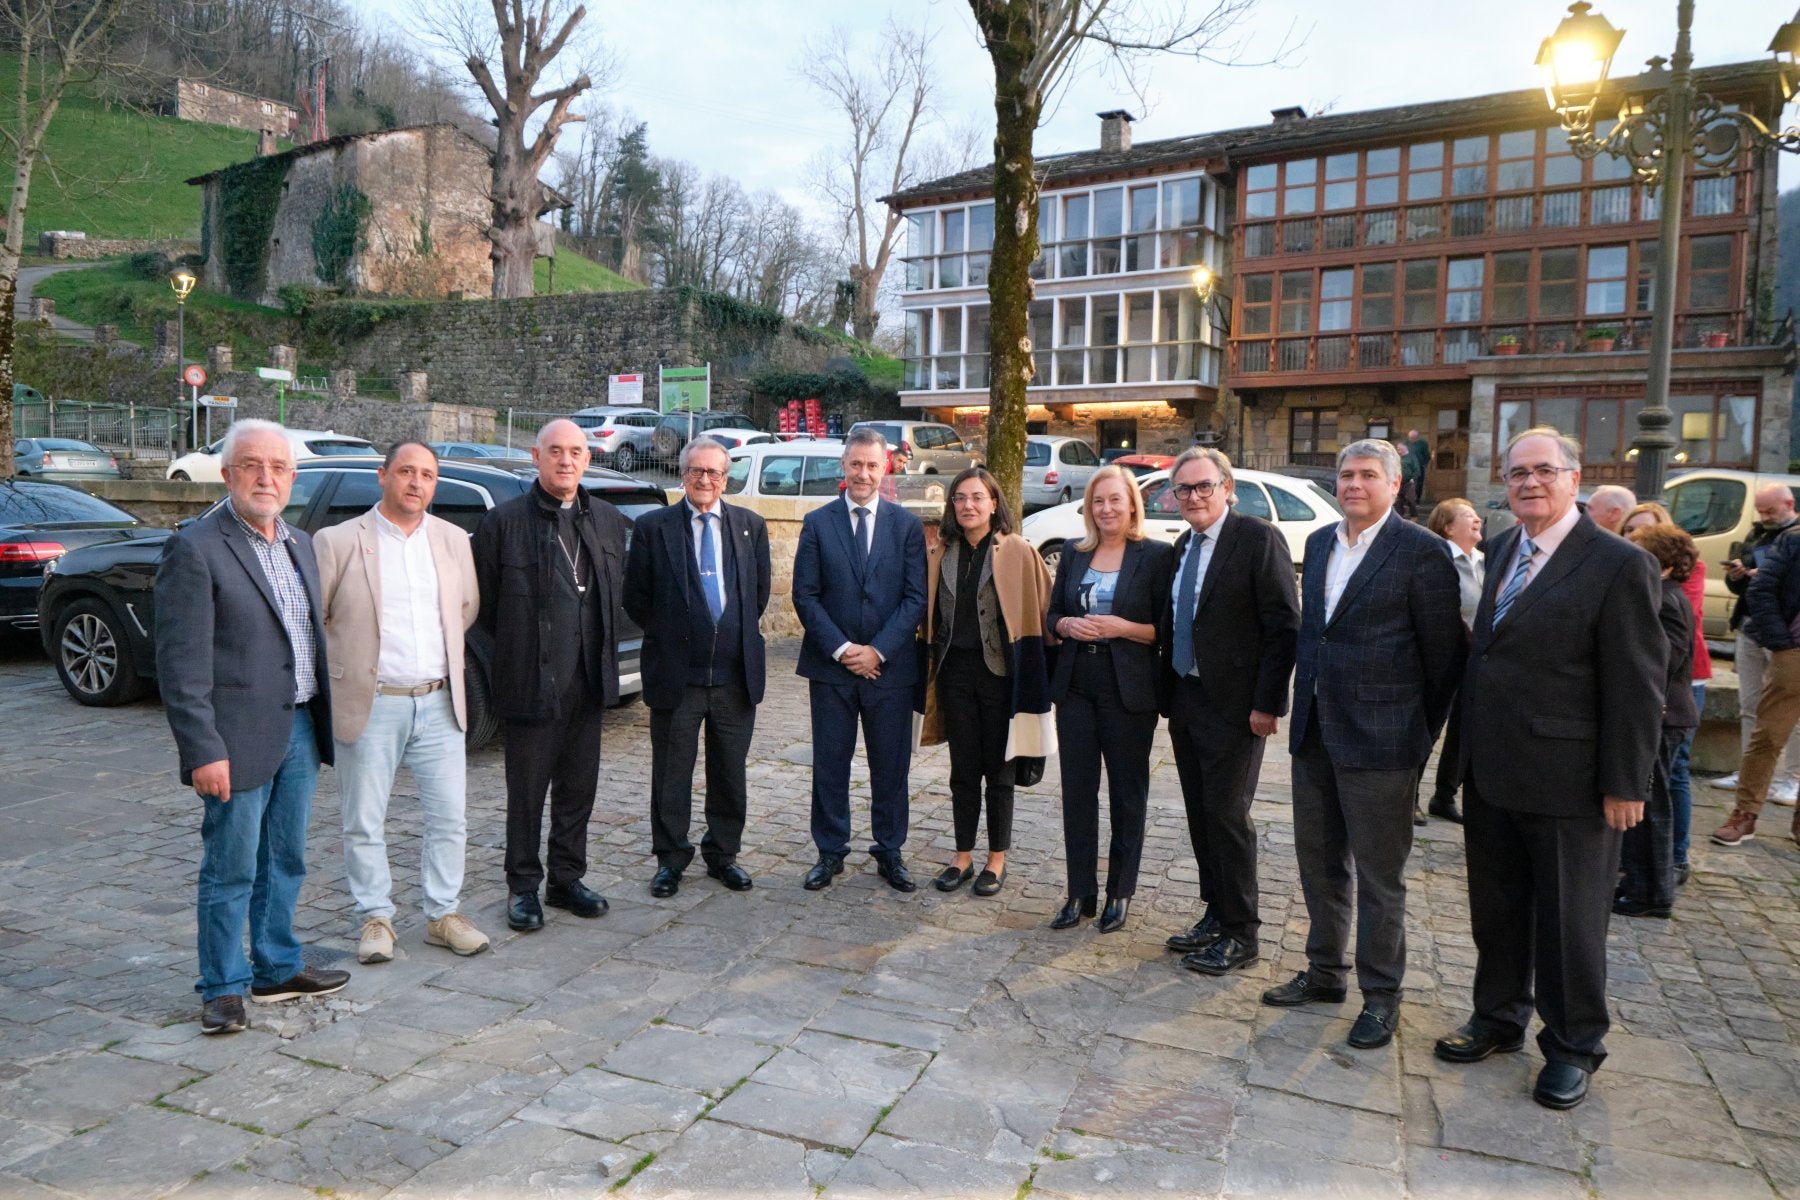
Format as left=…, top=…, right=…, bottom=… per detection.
left=187, top=124, right=556, bottom=306
left=169, top=78, right=298, bottom=135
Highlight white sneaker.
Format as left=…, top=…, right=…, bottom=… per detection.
left=357, top=916, right=396, bottom=964
left=425, top=912, right=491, bottom=957
left=1709, top=773, right=1740, bottom=790
left=1771, top=779, right=1799, bottom=806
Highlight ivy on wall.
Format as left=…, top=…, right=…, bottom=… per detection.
left=215, top=156, right=291, bottom=302
left=311, top=184, right=373, bottom=288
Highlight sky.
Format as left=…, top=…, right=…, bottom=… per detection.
left=362, top=0, right=1799, bottom=215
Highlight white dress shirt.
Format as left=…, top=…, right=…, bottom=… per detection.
left=1449, top=542, right=1486, bottom=628
left=1510, top=502, right=1583, bottom=588
left=1324, top=507, right=1393, bottom=623
left=834, top=492, right=883, bottom=662
left=687, top=497, right=728, bottom=616
left=372, top=507, right=448, bottom=686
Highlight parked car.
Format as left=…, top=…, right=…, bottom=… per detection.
left=576, top=409, right=660, bottom=472
left=38, top=458, right=667, bottom=745
left=1660, top=468, right=1800, bottom=638
left=166, top=428, right=376, bottom=482
left=11, top=438, right=125, bottom=481
left=705, top=428, right=777, bottom=452
left=1020, top=467, right=1342, bottom=575
left=651, top=410, right=755, bottom=464
left=723, top=440, right=848, bottom=505
left=427, top=441, right=532, bottom=464
left=848, top=420, right=981, bottom=474
left=1022, top=435, right=1104, bottom=510
left=1113, top=453, right=1176, bottom=477
left=2, top=482, right=143, bottom=634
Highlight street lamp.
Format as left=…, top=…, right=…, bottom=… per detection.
left=170, top=269, right=196, bottom=449
left=1536, top=1, right=1800, bottom=498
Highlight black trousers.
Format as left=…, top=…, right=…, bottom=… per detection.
left=1167, top=677, right=1263, bottom=943
left=649, top=680, right=755, bottom=871
left=937, top=647, right=1014, bottom=853
left=503, top=673, right=606, bottom=895
left=1619, top=727, right=1683, bottom=911
left=1464, top=777, right=1623, bottom=1073
left=1427, top=687, right=1465, bottom=806
left=1057, top=649, right=1156, bottom=899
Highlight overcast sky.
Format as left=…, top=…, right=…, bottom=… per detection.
left=365, top=0, right=1798, bottom=212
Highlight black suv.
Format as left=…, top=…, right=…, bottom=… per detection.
left=650, top=410, right=755, bottom=464
left=37, top=457, right=667, bottom=748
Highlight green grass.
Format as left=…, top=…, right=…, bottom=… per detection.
left=0, top=53, right=282, bottom=241
left=536, top=252, right=642, bottom=295
left=33, top=261, right=293, bottom=365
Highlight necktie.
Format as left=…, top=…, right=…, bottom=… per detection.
left=1172, top=532, right=1203, bottom=677
left=1491, top=536, right=1535, bottom=625
left=853, top=506, right=871, bottom=565
left=699, top=512, right=724, bottom=621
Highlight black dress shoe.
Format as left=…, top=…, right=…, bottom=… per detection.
left=876, top=856, right=917, bottom=893
left=1612, top=895, right=1672, bottom=918
left=1348, top=1006, right=1397, bottom=1049
left=508, top=891, right=544, bottom=931
left=650, top=867, right=681, bottom=898
left=1166, top=912, right=1224, bottom=954
left=1675, top=862, right=1691, bottom=886
left=1434, top=1020, right=1526, bottom=1063
left=803, top=855, right=845, bottom=891
left=1428, top=795, right=1464, bottom=823
left=1182, top=935, right=1258, bottom=976
left=251, top=966, right=350, bottom=1003
left=707, top=862, right=754, bottom=891
left=200, top=994, right=246, bottom=1035
left=1098, top=897, right=1131, bottom=933
left=1413, top=803, right=1427, bottom=827
left=1051, top=896, right=1097, bottom=929
left=1533, top=1061, right=1591, bottom=1110
left=1261, top=970, right=1348, bottom=1007
left=934, top=864, right=974, bottom=893
left=545, top=879, right=608, bottom=918
left=971, top=869, right=1005, bottom=897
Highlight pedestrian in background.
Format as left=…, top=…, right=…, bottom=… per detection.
left=474, top=418, right=628, bottom=932
left=1416, top=497, right=1485, bottom=825
left=1716, top=485, right=1800, bottom=804
left=1623, top=501, right=1710, bottom=884
left=1618, top=520, right=1699, bottom=918
left=1046, top=466, right=1173, bottom=933
left=155, top=418, right=347, bottom=1035
left=918, top=467, right=1053, bottom=897
left=316, top=441, right=489, bottom=964
left=1715, top=519, right=1800, bottom=849
left=1586, top=485, right=1637, bottom=536
left=625, top=437, right=771, bottom=899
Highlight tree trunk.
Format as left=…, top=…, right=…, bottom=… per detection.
left=489, top=120, right=539, bottom=299
left=850, top=264, right=877, bottom=343
left=976, top=6, right=1041, bottom=516
left=0, top=273, right=15, bottom=478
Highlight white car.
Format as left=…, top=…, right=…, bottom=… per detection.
left=1020, top=467, right=1342, bottom=575
left=723, top=441, right=847, bottom=505
left=1022, top=435, right=1104, bottom=510
left=166, top=428, right=376, bottom=482
left=705, top=428, right=778, bottom=452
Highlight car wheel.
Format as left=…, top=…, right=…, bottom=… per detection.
left=53, top=598, right=149, bottom=706
left=463, top=657, right=501, bottom=751
left=170, top=470, right=191, bottom=482
left=1059, top=487, right=1072, bottom=505
left=1039, top=540, right=1064, bottom=577
left=615, top=444, right=637, bottom=474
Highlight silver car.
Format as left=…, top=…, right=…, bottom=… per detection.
left=1022, top=435, right=1103, bottom=509
left=848, top=420, right=981, bottom=475
left=577, top=408, right=660, bottom=473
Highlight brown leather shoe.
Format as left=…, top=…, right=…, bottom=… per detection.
left=1710, top=810, right=1757, bottom=847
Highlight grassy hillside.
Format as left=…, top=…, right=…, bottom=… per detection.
left=535, top=251, right=642, bottom=295
left=34, top=261, right=294, bottom=366
left=0, top=54, right=276, bottom=242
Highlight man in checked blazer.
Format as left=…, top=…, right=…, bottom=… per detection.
left=1434, top=426, right=1662, bottom=1112
left=1268, top=438, right=1465, bottom=1051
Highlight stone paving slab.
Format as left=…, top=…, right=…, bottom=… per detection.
left=2, top=635, right=1800, bottom=1197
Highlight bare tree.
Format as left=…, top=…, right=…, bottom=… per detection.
left=421, top=0, right=602, bottom=298
left=0, top=0, right=139, bottom=474
left=967, top=0, right=1296, bottom=509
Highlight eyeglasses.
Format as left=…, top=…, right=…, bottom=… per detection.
left=229, top=459, right=293, bottom=478
left=950, top=492, right=991, bottom=505
left=1503, top=465, right=1576, bottom=486
left=1172, top=480, right=1222, bottom=501
left=684, top=468, right=726, bottom=482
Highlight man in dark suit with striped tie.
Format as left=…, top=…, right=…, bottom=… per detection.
left=1434, top=426, right=1662, bottom=1111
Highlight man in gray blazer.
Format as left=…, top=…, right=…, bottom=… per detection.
left=156, top=419, right=349, bottom=1037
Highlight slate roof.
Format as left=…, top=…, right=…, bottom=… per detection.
left=884, top=59, right=1788, bottom=207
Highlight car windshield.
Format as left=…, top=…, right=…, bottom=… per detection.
left=0, top=483, right=136, bottom=525
left=1025, top=442, right=1050, bottom=466
left=306, top=440, right=375, bottom=456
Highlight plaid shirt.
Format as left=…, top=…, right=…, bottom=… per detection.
left=227, top=500, right=319, bottom=703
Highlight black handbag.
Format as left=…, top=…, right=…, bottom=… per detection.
left=1013, top=756, right=1045, bottom=787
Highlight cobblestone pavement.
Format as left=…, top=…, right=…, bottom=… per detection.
left=2, top=632, right=1799, bottom=1200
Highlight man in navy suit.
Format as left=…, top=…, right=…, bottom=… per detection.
left=1268, top=438, right=1465, bottom=1051
left=625, top=437, right=772, bottom=898
left=792, top=428, right=928, bottom=892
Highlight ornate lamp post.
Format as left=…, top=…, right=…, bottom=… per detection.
left=170, top=269, right=197, bottom=449
left=1536, top=1, right=1800, bottom=497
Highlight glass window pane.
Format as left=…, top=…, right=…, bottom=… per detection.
left=1589, top=245, right=1627, bottom=278
left=942, top=209, right=965, bottom=253
left=1245, top=192, right=1277, bottom=218
left=1246, top=164, right=1277, bottom=190
left=1285, top=184, right=1316, bottom=214
left=1129, top=185, right=1158, bottom=231
left=1409, top=142, right=1443, bottom=169
left=1408, top=170, right=1441, bottom=201
left=1693, top=176, right=1735, bottom=216
left=1093, top=187, right=1123, bottom=234
left=1497, top=129, right=1536, bottom=158
left=1494, top=251, right=1530, bottom=283
left=1542, top=191, right=1580, bottom=226
left=1364, top=209, right=1397, bottom=245
left=1164, top=178, right=1201, bottom=227
left=1243, top=274, right=1274, bottom=303
left=1243, top=223, right=1275, bottom=257
left=969, top=203, right=994, bottom=251
left=907, top=212, right=934, bottom=257
left=1691, top=234, right=1731, bottom=270
left=1285, top=159, right=1317, bottom=184
left=1497, top=160, right=1535, bottom=190
left=759, top=456, right=803, bottom=496
left=1063, top=194, right=1089, bottom=238
left=1406, top=205, right=1441, bottom=240
left=1058, top=297, right=1087, bottom=346
left=1325, top=153, right=1357, bottom=180
left=1367, top=147, right=1400, bottom=174
left=1323, top=181, right=1356, bottom=210
left=1366, top=176, right=1399, bottom=206
left=802, top=455, right=845, bottom=496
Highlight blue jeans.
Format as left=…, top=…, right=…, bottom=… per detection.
left=195, top=708, right=319, bottom=1000
left=338, top=690, right=466, bottom=921
left=1669, top=682, right=1703, bottom=867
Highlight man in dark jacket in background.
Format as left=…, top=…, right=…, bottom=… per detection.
left=1714, top=521, right=1800, bottom=848
left=474, top=418, right=629, bottom=932
left=1715, top=485, right=1800, bottom=801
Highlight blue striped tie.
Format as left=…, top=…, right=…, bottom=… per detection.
left=1492, top=536, right=1536, bottom=625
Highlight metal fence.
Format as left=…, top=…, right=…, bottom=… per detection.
left=14, top=399, right=180, bottom=460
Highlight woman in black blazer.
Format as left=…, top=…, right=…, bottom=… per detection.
left=1046, top=466, right=1173, bottom=933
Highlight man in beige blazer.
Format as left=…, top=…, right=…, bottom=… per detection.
left=315, top=442, right=489, bottom=963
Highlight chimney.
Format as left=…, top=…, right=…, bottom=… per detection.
left=1098, top=110, right=1135, bottom=153
left=256, top=127, right=277, bottom=157
left=1270, top=105, right=1308, bottom=125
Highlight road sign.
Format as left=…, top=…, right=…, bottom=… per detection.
left=182, top=365, right=207, bottom=388
left=197, top=394, right=238, bottom=408
left=257, top=367, right=294, bottom=382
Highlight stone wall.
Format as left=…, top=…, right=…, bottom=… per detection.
left=37, top=235, right=200, bottom=260
left=172, top=78, right=297, bottom=134
left=204, top=368, right=498, bottom=443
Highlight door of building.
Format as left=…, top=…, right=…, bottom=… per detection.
left=1095, top=419, right=1138, bottom=453
left=1427, top=405, right=1470, bottom=505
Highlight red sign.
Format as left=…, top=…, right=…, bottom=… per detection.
left=182, top=365, right=207, bottom=388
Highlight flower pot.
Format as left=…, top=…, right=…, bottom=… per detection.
left=1586, top=337, right=1616, bottom=353
left=1705, top=332, right=1730, bottom=348
left=1493, top=343, right=1520, bottom=356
